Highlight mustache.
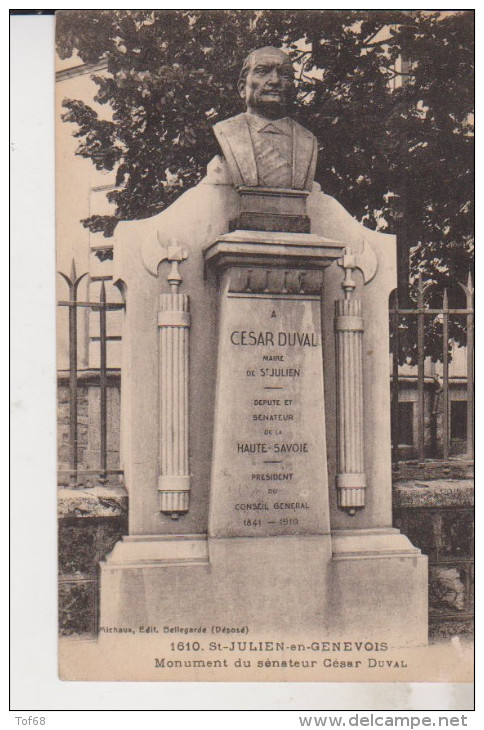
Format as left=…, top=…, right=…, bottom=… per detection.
left=257, top=88, right=292, bottom=96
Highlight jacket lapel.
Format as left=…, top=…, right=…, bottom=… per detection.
left=222, top=114, right=258, bottom=186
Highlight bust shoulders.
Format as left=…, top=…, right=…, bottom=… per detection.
left=291, top=117, right=317, bottom=143
left=213, top=113, right=249, bottom=139
left=215, top=112, right=315, bottom=140
left=212, top=112, right=317, bottom=190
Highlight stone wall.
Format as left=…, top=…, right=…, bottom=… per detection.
left=58, top=373, right=127, bottom=635
left=57, top=371, right=121, bottom=485
left=57, top=383, right=89, bottom=471
left=58, top=488, right=128, bottom=636
left=393, top=480, right=474, bottom=640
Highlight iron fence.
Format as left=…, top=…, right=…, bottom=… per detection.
left=390, top=273, right=474, bottom=470
left=57, top=259, right=125, bottom=486
left=390, top=273, right=474, bottom=633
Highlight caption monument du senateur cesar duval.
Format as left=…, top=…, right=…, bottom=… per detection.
left=57, top=41, right=468, bottom=683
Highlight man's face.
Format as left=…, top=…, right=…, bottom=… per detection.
left=239, top=49, right=295, bottom=118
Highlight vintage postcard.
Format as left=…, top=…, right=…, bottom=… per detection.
left=55, top=9, right=474, bottom=684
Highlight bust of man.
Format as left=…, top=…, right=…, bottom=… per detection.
left=213, top=47, right=318, bottom=191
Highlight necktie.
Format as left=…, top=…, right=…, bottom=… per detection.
left=253, top=124, right=292, bottom=187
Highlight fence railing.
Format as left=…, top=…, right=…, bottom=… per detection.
left=390, top=273, right=474, bottom=471
left=58, top=259, right=125, bottom=486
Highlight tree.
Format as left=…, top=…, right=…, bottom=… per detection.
left=57, top=9, right=474, bottom=300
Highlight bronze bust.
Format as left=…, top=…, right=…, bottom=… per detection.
left=213, top=47, right=318, bottom=191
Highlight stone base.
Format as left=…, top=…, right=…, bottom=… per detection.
left=230, top=186, right=311, bottom=233
left=100, top=534, right=332, bottom=635
left=231, top=211, right=310, bottom=233
left=330, top=528, right=428, bottom=646
left=100, top=529, right=427, bottom=646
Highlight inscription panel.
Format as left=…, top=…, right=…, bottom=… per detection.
left=209, top=292, right=330, bottom=537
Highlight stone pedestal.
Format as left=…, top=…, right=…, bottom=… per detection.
left=330, top=528, right=428, bottom=645
left=204, top=229, right=343, bottom=538
left=101, top=534, right=332, bottom=636
left=101, top=528, right=426, bottom=644
left=100, top=168, right=428, bottom=649
left=233, top=186, right=310, bottom=232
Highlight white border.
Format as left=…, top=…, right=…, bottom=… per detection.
left=9, top=7, right=477, bottom=719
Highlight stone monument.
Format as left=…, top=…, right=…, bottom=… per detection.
left=100, top=47, right=428, bottom=647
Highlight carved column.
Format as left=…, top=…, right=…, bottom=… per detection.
left=334, top=249, right=366, bottom=514
left=157, top=246, right=191, bottom=518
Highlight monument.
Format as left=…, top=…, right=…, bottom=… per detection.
left=99, top=47, right=428, bottom=659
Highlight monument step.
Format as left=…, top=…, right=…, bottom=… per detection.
left=102, top=534, right=209, bottom=568
left=331, top=527, right=423, bottom=560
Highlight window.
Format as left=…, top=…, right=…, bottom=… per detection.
left=398, top=402, right=414, bottom=445
left=451, top=401, right=467, bottom=440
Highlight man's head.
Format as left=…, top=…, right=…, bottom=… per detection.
left=238, top=47, right=295, bottom=119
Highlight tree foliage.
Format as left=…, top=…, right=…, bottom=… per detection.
left=57, top=9, right=474, bottom=295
